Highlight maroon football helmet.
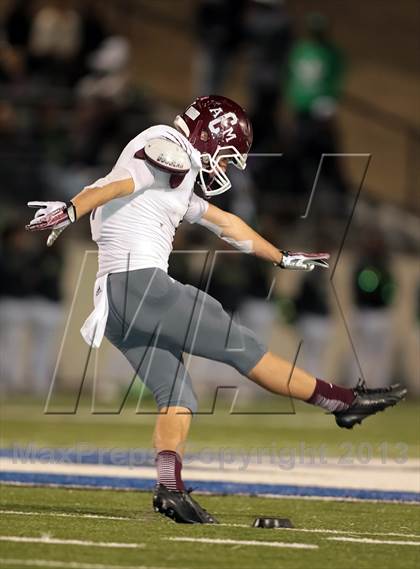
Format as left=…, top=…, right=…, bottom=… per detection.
left=174, top=95, right=253, bottom=196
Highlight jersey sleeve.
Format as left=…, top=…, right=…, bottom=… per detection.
left=89, top=166, right=134, bottom=188
left=184, top=192, right=209, bottom=224
left=124, top=156, right=155, bottom=193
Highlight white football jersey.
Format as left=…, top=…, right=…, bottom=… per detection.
left=89, top=125, right=208, bottom=277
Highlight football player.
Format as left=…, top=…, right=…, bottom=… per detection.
left=26, top=96, right=406, bottom=524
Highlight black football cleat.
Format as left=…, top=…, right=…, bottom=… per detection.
left=153, top=484, right=218, bottom=524
left=334, top=380, right=407, bottom=429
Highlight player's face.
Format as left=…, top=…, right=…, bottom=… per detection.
left=205, top=157, right=229, bottom=179
left=218, top=158, right=229, bottom=173
left=199, top=152, right=235, bottom=196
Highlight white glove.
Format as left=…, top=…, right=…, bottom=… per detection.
left=278, top=251, right=330, bottom=271
left=26, top=201, right=76, bottom=246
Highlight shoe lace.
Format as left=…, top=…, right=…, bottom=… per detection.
left=354, top=377, right=393, bottom=394
left=355, top=377, right=368, bottom=393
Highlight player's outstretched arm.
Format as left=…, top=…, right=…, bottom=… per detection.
left=201, top=203, right=282, bottom=263
left=71, top=177, right=135, bottom=219
left=25, top=177, right=135, bottom=245
left=200, top=203, right=330, bottom=271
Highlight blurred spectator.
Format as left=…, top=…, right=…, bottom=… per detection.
left=194, top=0, right=247, bottom=95
left=77, top=37, right=132, bottom=105
left=286, top=13, right=349, bottom=213
left=28, top=0, right=83, bottom=86
left=205, top=244, right=275, bottom=348
left=248, top=118, right=306, bottom=222
left=399, top=279, right=420, bottom=398
left=0, top=101, right=17, bottom=136
left=245, top=0, right=292, bottom=114
left=0, top=40, right=26, bottom=84
left=287, top=13, right=345, bottom=118
left=409, top=283, right=420, bottom=395
left=347, top=233, right=396, bottom=388
left=4, top=0, right=33, bottom=52
left=1, top=0, right=33, bottom=84
left=207, top=246, right=248, bottom=314
left=294, top=271, right=332, bottom=379
left=211, top=166, right=256, bottom=223
left=245, top=1, right=296, bottom=223
left=43, top=35, right=155, bottom=198
left=0, top=100, right=45, bottom=204
left=77, top=1, right=108, bottom=78
left=0, top=222, right=63, bottom=396
left=239, top=256, right=275, bottom=346
left=34, top=98, right=71, bottom=166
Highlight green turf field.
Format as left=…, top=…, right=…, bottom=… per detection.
left=1, top=398, right=419, bottom=568
left=0, top=485, right=419, bottom=569
left=2, top=398, right=419, bottom=459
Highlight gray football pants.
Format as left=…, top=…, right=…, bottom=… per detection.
left=105, top=268, right=267, bottom=413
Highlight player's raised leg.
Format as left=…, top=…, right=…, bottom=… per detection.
left=248, top=352, right=407, bottom=429
left=170, top=280, right=407, bottom=431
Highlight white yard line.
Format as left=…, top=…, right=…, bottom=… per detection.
left=2, top=509, right=419, bottom=540
left=328, top=537, right=420, bottom=546
left=0, top=510, right=140, bottom=522
left=241, top=492, right=420, bottom=505
left=219, top=523, right=420, bottom=539
left=166, top=537, right=317, bottom=549
left=286, top=527, right=420, bottom=539
left=0, top=536, right=144, bottom=549
left=0, top=561, right=163, bottom=569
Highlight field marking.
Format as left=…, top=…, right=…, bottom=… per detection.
left=1, top=481, right=419, bottom=506
left=285, top=527, right=420, bottom=539
left=328, top=537, right=420, bottom=546
left=219, top=523, right=420, bottom=539
left=166, top=537, right=318, bottom=549
left=0, top=536, right=144, bottom=549
left=2, top=475, right=419, bottom=504
left=3, top=458, right=419, bottom=493
left=1, top=509, right=419, bottom=541
left=0, top=561, right=164, bottom=569
left=0, top=509, right=141, bottom=522
left=243, top=492, right=420, bottom=505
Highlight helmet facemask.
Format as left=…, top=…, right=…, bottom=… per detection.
left=198, top=145, right=248, bottom=197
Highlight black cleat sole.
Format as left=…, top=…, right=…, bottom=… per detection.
left=153, top=484, right=218, bottom=524
left=335, top=384, right=407, bottom=429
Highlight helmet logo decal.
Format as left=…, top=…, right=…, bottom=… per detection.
left=208, top=111, right=238, bottom=142
left=185, top=106, right=200, bottom=120
left=209, top=107, right=224, bottom=119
